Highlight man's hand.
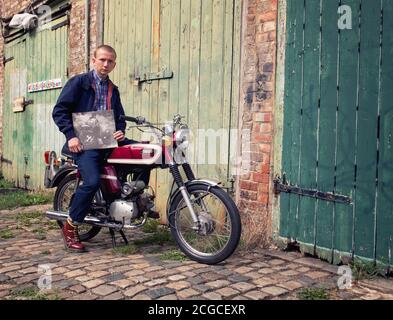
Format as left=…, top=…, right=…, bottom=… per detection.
left=68, top=138, right=83, bottom=153
left=113, top=131, right=125, bottom=142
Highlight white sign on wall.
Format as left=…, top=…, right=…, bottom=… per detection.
left=28, top=78, right=62, bottom=93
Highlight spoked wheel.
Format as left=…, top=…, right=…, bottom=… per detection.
left=168, top=183, right=241, bottom=265
left=54, top=173, right=102, bottom=242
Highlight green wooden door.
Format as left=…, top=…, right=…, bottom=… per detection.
left=280, top=0, right=393, bottom=266
left=2, top=14, right=69, bottom=189
left=103, top=0, right=241, bottom=213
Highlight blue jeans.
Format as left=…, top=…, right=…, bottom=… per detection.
left=68, top=139, right=150, bottom=223
left=69, top=149, right=105, bottom=223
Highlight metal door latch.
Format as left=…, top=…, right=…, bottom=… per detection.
left=273, top=175, right=352, bottom=204
left=133, top=68, right=173, bottom=86
left=13, top=97, right=34, bottom=113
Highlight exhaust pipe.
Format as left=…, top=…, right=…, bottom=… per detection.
left=46, top=211, right=147, bottom=230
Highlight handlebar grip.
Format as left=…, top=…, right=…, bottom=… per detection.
left=119, top=115, right=138, bottom=123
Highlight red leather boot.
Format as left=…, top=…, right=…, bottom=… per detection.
left=62, top=219, right=86, bottom=252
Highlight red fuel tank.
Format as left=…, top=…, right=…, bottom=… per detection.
left=100, top=165, right=121, bottom=194
left=108, top=144, right=161, bottom=165
left=109, top=145, right=146, bottom=160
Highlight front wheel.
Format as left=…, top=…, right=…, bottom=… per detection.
left=168, top=183, right=241, bottom=265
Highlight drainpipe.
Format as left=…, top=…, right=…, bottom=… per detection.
left=97, top=0, right=104, bottom=45
left=85, top=0, right=90, bottom=72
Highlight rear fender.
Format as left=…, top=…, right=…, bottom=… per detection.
left=49, top=166, right=77, bottom=188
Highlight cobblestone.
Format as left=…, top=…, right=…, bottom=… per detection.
left=202, top=292, right=222, bottom=300
left=166, top=281, right=190, bottom=291
left=260, top=286, right=288, bottom=296
left=99, top=292, right=124, bottom=300
left=215, top=287, right=240, bottom=298
left=244, top=290, right=269, bottom=300
left=1, top=205, right=392, bottom=301
left=205, top=280, right=231, bottom=289
left=92, top=285, right=118, bottom=296
left=178, top=288, right=199, bottom=299
left=124, top=285, right=147, bottom=298
left=83, top=279, right=106, bottom=289
left=146, top=287, right=176, bottom=299
left=231, top=282, right=256, bottom=292
left=110, top=279, right=135, bottom=289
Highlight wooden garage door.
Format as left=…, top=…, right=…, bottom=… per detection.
left=279, top=0, right=393, bottom=266
left=104, top=0, right=241, bottom=212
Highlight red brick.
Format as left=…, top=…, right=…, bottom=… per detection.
left=258, top=193, right=269, bottom=205
left=256, top=33, right=269, bottom=43
left=258, top=183, right=270, bottom=194
left=240, top=180, right=251, bottom=190
left=252, top=133, right=273, bottom=143
left=263, top=113, right=272, bottom=123
left=258, top=11, right=277, bottom=23
left=268, top=31, right=277, bottom=41
left=252, top=173, right=270, bottom=184
left=259, top=144, right=271, bottom=153
left=240, top=190, right=258, bottom=201
left=260, top=164, right=271, bottom=174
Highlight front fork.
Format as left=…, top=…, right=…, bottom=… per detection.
left=169, top=163, right=200, bottom=228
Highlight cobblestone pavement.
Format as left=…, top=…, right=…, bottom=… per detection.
left=1, top=205, right=393, bottom=300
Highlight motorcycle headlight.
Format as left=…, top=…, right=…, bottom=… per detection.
left=175, top=128, right=190, bottom=150
left=164, top=123, right=174, bottom=135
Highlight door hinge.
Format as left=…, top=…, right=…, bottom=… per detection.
left=1, top=156, right=12, bottom=165
left=228, top=176, right=236, bottom=195
left=3, top=56, right=14, bottom=65
left=51, top=19, right=69, bottom=31
left=273, top=175, right=352, bottom=204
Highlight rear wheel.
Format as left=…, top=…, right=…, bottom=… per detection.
left=54, top=173, right=102, bottom=242
left=168, top=183, right=241, bottom=265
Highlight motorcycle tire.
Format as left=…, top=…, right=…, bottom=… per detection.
left=168, top=183, right=241, bottom=265
left=54, top=173, right=102, bottom=242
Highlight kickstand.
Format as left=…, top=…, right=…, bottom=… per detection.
left=119, top=230, right=129, bottom=245
left=109, top=228, right=128, bottom=248
left=109, top=228, right=117, bottom=248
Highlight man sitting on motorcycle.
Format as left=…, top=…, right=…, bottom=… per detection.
left=52, top=45, right=156, bottom=253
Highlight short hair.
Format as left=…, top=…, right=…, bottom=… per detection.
left=94, top=45, right=117, bottom=59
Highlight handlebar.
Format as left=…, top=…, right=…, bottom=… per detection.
left=119, top=115, right=145, bottom=125
left=119, top=114, right=185, bottom=135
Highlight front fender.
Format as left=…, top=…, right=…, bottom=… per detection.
left=166, top=179, right=220, bottom=218
left=49, top=166, right=77, bottom=188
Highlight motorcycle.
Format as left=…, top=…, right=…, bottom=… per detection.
left=44, top=114, right=241, bottom=265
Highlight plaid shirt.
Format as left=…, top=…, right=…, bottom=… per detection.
left=93, top=71, right=109, bottom=111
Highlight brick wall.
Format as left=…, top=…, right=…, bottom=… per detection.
left=68, top=0, right=100, bottom=76
left=237, top=0, right=277, bottom=247
left=0, top=0, right=100, bottom=156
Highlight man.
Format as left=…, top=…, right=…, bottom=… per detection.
left=53, top=45, right=154, bottom=253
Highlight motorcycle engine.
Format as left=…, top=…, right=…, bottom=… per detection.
left=108, top=200, right=139, bottom=223
left=108, top=180, right=155, bottom=223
